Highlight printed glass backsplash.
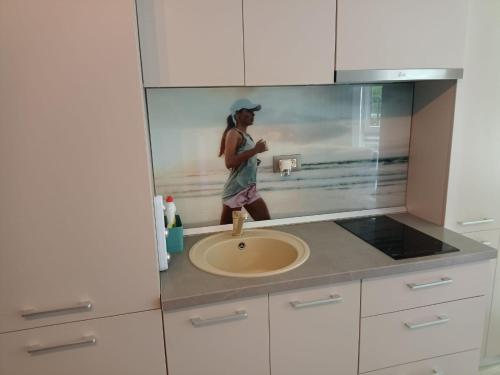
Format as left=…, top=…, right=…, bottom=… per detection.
left=147, top=84, right=413, bottom=228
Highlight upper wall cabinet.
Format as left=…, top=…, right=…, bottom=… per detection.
left=136, top=0, right=245, bottom=87
left=137, top=0, right=336, bottom=87
left=336, top=0, right=468, bottom=72
left=244, top=0, right=336, bottom=86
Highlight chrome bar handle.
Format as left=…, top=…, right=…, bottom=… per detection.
left=290, top=294, right=343, bottom=309
left=407, top=277, right=453, bottom=290
left=190, top=310, right=248, bottom=327
left=21, top=301, right=93, bottom=318
left=458, top=218, right=495, bottom=226
left=481, top=241, right=493, bottom=246
left=26, top=335, right=97, bottom=354
left=405, top=314, right=450, bottom=330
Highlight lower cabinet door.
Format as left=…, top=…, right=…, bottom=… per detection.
left=487, top=259, right=500, bottom=359
left=0, top=310, right=166, bottom=375
left=364, top=349, right=480, bottom=375
left=164, top=295, right=269, bottom=375
left=463, top=232, right=500, bottom=358
left=462, top=231, right=500, bottom=360
left=269, top=281, right=360, bottom=375
left=359, top=296, right=486, bottom=373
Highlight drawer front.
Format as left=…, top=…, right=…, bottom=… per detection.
left=164, top=295, right=269, bottom=375
left=362, top=261, right=491, bottom=317
left=0, top=310, right=166, bottom=375
left=359, top=297, right=486, bottom=373
left=364, top=349, right=480, bottom=375
left=463, top=230, right=500, bottom=250
left=446, top=213, right=500, bottom=234
left=270, top=281, right=360, bottom=375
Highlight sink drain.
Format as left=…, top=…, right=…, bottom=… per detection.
left=238, top=242, right=246, bottom=250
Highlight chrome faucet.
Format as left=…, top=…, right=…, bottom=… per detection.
left=232, top=211, right=248, bottom=236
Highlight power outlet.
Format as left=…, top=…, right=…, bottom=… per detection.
left=272, top=154, right=302, bottom=174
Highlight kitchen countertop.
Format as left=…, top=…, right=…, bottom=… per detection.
left=160, top=213, right=497, bottom=311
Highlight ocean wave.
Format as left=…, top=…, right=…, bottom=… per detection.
left=155, top=156, right=409, bottom=199
left=160, top=177, right=407, bottom=198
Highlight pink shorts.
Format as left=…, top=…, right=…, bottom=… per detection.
left=223, top=184, right=261, bottom=209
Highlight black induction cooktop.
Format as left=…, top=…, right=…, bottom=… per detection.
left=335, top=215, right=460, bottom=260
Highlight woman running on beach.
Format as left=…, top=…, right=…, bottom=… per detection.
left=219, top=98, right=271, bottom=225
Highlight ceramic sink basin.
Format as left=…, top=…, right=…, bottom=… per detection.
left=189, top=229, right=310, bottom=278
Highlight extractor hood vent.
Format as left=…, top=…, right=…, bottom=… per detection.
left=335, top=68, right=463, bottom=84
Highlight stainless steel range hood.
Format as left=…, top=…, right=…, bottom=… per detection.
left=335, top=68, right=463, bottom=84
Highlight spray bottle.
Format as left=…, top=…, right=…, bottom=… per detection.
left=165, top=195, right=177, bottom=228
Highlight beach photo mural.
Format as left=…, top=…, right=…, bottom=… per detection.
left=147, top=84, right=413, bottom=228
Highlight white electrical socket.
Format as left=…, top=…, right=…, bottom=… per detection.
left=273, top=154, right=302, bottom=173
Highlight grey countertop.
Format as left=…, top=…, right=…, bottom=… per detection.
left=160, top=213, right=497, bottom=311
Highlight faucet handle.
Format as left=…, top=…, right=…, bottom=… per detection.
left=232, top=211, right=248, bottom=236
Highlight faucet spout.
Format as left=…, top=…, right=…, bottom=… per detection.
left=232, top=211, right=248, bottom=236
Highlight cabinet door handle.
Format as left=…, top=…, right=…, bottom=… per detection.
left=480, top=241, right=493, bottom=246
left=290, top=294, right=343, bottom=309
left=458, top=218, right=495, bottom=226
left=26, top=335, right=97, bottom=354
left=190, top=310, right=248, bottom=327
left=433, top=369, right=445, bottom=375
left=407, top=277, right=452, bottom=290
left=21, top=301, right=93, bottom=318
left=404, top=314, right=449, bottom=329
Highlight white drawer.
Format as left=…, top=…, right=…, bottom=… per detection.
left=446, top=214, right=500, bottom=234
left=359, top=296, right=486, bottom=373
left=362, top=261, right=491, bottom=317
left=164, top=295, right=269, bottom=375
left=0, top=310, right=166, bottom=375
left=463, top=230, right=500, bottom=250
left=363, top=349, right=480, bottom=375
left=270, top=281, right=360, bottom=375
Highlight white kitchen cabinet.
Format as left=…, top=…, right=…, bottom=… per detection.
left=463, top=231, right=499, bottom=360
left=362, top=261, right=492, bottom=317
left=462, top=231, right=500, bottom=361
left=444, top=1, right=500, bottom=364
left=365, top=349, right=480, bottom=375
left=243, top=0, right=336, bottom=86
left=163, top=262, right=492, bottom=374
left=269, top=281, right=359, bottom=375
left=136, top=0, right=244, bottom=87
left=360, top=296, right=486, bottom=373
left=136, top=0, right=336, bottom=87
left=163, top=282, right=360, bottom=375
left=336, top=0, right=468, bottom=71
left=0, top=310, right=166, bottom=375
left=445, top=0, right=500, bottom=235
left=164, top=295, right=269, bottom=375
left=359, top=261, right=492, bottom=373
left=487, top=259, right=500, bottom=359
left=0, top=0, right=161, bottom=333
